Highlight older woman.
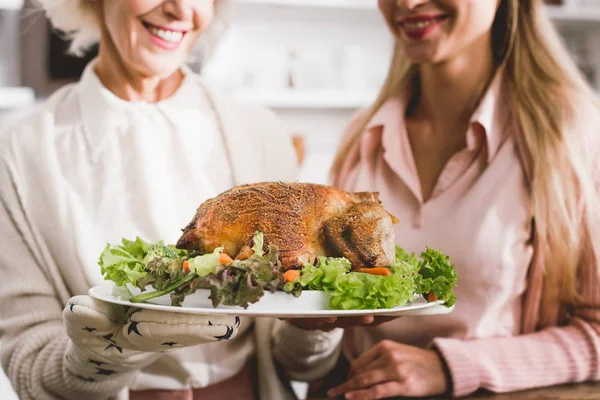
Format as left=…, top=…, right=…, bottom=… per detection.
left=0, top=1, right=342, bottom=399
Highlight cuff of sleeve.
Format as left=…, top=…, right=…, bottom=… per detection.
left=432, top=338, right=480, bottom=398
left=277, top=322, right=344, bottom=350
left=273, top=322, right=344, bottom=381
left=36, top=334, right=136, bottom=399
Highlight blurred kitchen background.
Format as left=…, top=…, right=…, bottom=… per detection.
left=2, top=0, right=600, bottom=184
left=1, top=0, right=600, bottom=398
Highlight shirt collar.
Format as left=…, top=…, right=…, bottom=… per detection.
left=77, top=59, right=200, bottom=161
left=470, top=72, right=511, bottom=161
left=362, top=70, right=511, bottom=163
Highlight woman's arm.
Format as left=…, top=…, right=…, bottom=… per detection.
left=433, top=108, right=600, bottom=397
left=433, top=268, right=599, bottom=397
left=0, top=152, right=136, bottom=400
left=271, top=320, right=344, bottom=381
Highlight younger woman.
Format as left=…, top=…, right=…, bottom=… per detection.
left=324, top=0, right=600, bottom=398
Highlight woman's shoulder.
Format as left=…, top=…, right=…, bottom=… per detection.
left=192, top=77, right=299, bottom=182
left=0, top=83, right=80, bottom=152
left=0, top=84, right=82, bottom=195
left=342, top=108, right=372, bottom=139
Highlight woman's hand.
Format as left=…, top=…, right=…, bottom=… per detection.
left=63, top=295, right=240, bottom=382
left=283, top=316, right=398, bottom=332
left=327, top=340, right=449, bottom=399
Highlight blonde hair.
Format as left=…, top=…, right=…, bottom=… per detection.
left=35, top=0, right=99, bottom=56
left=36, top=0, right=227, bottom=57
left=331, top=0, right=600, bottom=327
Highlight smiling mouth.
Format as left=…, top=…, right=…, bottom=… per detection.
left=398, top=15, right=446, bottom=30
left=402, top=17, right=444, bottom=30
left=142, top=22, right=186, bottom=43
left=396, top=14, right=448, bottom=39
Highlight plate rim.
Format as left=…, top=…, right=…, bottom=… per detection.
left=89, top=281, right=451, bottom=318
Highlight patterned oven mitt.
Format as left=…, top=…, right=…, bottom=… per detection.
left=63, top=295, right=240, bottom=382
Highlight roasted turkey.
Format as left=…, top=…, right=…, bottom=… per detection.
left=176, top=182, right=398, bottom=270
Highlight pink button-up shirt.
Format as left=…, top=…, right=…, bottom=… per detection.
left=332, top=76, right=600, bottom=396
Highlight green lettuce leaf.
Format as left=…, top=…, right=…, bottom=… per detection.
left=296, top=254, right=416, bottom=310
left=251, top=231, right=265, bottom=257
left=328, top=258, right=416, bottom=310
left=394, top=246, right=420, bottom=270
left=414, top=247, right=458, bottom=307
left=120, top=237, right=154, bottom=260
left=99, top=238, right=190, bottom=292
left=98, top=239, right=150, bottom=287
left=295, top=245, right=457, bottom=310
left=188, top=247, right=224, bottom=277
left=299, top=257, right=351, bottom=291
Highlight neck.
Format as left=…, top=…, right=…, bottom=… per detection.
left=94, top=37, right=184, bottom=103
left=413, top=36, right=495, bottom=129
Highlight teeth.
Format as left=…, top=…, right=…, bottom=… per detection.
left=147, top=25, right=183, bottom=43
left=404, top=19, right=437, bottom=30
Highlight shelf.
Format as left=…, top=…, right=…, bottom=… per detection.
left=547, top=5, right=600, bottom=24
left=231, top=0, right=375, bottom=10
left=0, top=0, right=23, bottom=10
left=233, top=89, right=377, bottom=109
left=0, top=87, right=35, bottom=109
left=232, top=1, right=600, bottom=24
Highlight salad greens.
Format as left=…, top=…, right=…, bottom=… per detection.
left=188, top=247, right=224, bottom=277
left=98, top=238, right=150, bottom=287
left=98, top=232, right=458, bottom=309
left=283, top=246, right=458, bottom=310
left=414, top=248, right=458, bottom=307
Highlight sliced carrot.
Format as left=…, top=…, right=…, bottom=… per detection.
left=283, top=270, right=300, bottom=283
left=219, top=253, right=234, bottom=265
left=427, top=291, right=438, bottom=302
left=356, top=268, right=392, bottom=276
left=183, top=261, right=190, bottom=272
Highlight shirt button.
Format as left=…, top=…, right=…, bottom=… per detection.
left=412, top=208, right=424, bottom=229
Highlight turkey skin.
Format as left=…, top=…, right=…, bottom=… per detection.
left=176, top=182, right=398, bottom=270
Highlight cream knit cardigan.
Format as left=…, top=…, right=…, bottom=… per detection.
left=0, top=79, right=342, bottom=400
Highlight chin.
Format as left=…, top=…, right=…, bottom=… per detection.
left=401, top=47, right=443, bottom=65
left=135, top=52, right=188, bottom=78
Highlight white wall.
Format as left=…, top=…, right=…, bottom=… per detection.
left=202, top=1, right=394, bottom=183
left=0, top=9, right=21, bottom=86
left=278, top=108, right=352, bottom=184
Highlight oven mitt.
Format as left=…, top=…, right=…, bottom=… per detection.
left=63, top=295, right=240, bottom=382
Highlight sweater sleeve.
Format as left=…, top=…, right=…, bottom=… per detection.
left=433, top=232, right=600, bottom=397
left=0, top=151, right=135, bottom=400
left=272, top=320, right=344, bottom=382
left=433, top=319, right=600, bottom=397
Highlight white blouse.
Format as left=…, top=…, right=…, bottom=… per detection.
left=28, top=62, right=252, bottom=391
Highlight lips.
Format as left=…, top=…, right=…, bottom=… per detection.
left=397, top=14, right=447, bottom=40
left=142, top=21, right=189, bottom=50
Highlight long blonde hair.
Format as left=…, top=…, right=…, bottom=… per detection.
left=331, top=0, right=600, bottom=327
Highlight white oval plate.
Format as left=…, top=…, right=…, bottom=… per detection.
left=89, top=282, right=454, bottom=318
